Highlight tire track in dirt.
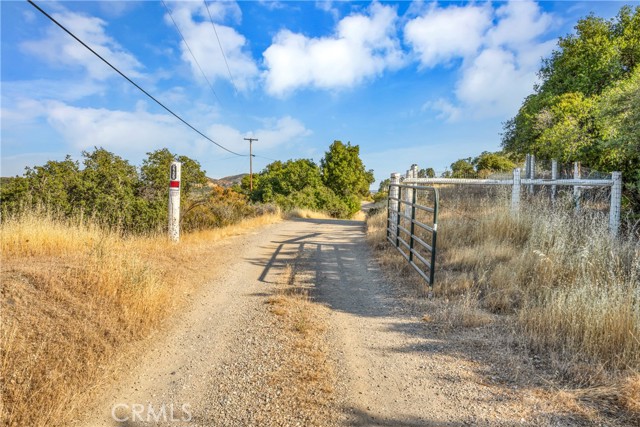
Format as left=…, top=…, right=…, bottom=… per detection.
left=78, top=217, right=560, bottom=427
left=289, top=218, right=559, bottom=426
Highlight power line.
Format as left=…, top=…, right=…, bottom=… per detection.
left=254, top=154, right=278, bottom=162
left=162, top=0, right=221, bottom=104
left=203, top=0, right=238, bottom=94
left=27, top=0, right=246, bottom=157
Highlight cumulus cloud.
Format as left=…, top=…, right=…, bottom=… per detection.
left=422, top=98, right=462, bottom=123
left=486, top=0, right=554, bottom=50
left=251, top=116, right=313, bottom=149
left=263, top=2, right=404, bottom=96
left=405, top=0, right=555, bottom=119
left=404, top=3, right=492, bottom=68
left=2, top=96, right=310, bottom=160
left=43, top=101, right=190, bottom=153
left=455, top=48, right=538, bottom=117
left=164, top=1, right=258, bottom=91
left=21, top=11, right=143, bottom=81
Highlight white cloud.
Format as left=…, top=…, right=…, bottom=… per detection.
left=2, top=79, right=105, bottom=103
left=422, top=98, right=462, bottom=123
left=165, top=1, right=258, bottom=91
left=455, top=48, right=538, bottom=117
left=2, top=97, right=310, bottom=169
left=486, top=0, right=553, bottom=50
left=406, top=0, right=555, bottom=119
left=263, top=2, right=403, bottom=96
left=207, top=116, right=311, bottom=154
left=43, top=101, right=189, bottom=154
left=21, top=11, right=143, bottom=81
left=258, top=0, right=287, bottom=11
left=251, top=116, right=313, bottom=149
left=316, top=1, right=340, bottom=20
left=404, top=4, right=492, bottom=68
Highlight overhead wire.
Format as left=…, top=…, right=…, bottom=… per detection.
left=203, top=0, right=238, bottom=95
left=27, top=0, right=246, bottom=157
left=161, top=0, right=221, bottom=104
left=254, top=154, right=278, bottom=162
left=201, top=1, right=280, bottom=165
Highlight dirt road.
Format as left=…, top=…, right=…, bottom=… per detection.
left=80, top=218, right=553, bottom=426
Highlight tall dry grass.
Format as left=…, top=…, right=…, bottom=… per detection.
left=366, top=186, right=639, bottom=417
left=0, top=210, right=281, bottom=427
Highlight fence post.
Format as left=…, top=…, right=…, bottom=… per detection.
left=404, top=169, right=412, bottom=219
left=528, top=155, right=535, bottom=195
left=396, top=185, right=402, bottom=248
left=511, top=168, right=521, bottom=215
left=609, top=172, right=622, bottom=237
left=573, top=161, right=581, bottom=213
left=409, top=185, right=417, bottom=262
left=168, top=161, right=182, bottom=242
left=551, top=159, right=558, bottom=204
left=389, top=172, right=400, bottom=241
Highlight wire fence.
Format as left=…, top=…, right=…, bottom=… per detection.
left=394, top=156, right=622, bottom=236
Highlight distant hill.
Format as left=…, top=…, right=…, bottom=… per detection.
left=207, top=174, right=247, bottom=188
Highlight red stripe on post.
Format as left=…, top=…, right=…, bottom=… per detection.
left=170, top=181, right=180, bottom=188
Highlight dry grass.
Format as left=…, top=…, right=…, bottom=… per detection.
left=286, top=207, right=366, bottom=221
left=265, top=260, right=337, bottom=425
left=0, top=211, right=281, bottom=427
left=366, top=187, right=639, bottom=422
left=286, top=208, right=333, bottom=220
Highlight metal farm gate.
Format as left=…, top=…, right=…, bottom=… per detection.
left=387, top=183, right=439, bottom=287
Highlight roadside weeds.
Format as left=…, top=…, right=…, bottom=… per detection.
left=365, top=200, right=639, bottom=426
left=265, top=257, right=339, bottom=426
left=0, top=212, right=281, bottom=427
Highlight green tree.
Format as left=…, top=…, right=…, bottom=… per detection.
left=532, top=93, right=599, bottom=163
left=77, top=148, right=141, bottom=229
left=615, top=6, right=640, bottom=72
left=501, top=5, right=640, bottom=212
left=450, top=158, right=476, bottom=178
left=503, top=6, right=640, bottom=156
left=320, top=141, right=374, bottom=199
left=378, top=178, right=391, bottom=193
left=418, top=168, right=435, bottom=178
left=24, top=156, right=82, bottom=214
left=245, top=159, right=323, bottom=203
left=139, top=148, right=208, bottom=229
left=596, top=67, right=640, bottom=207
left=473, top=152, right=515, bottom=173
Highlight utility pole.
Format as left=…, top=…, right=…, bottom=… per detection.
left=244, top=137, right=258, bottom=191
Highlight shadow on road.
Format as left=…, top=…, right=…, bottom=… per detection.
left=246, top=218, right=598, bottom=427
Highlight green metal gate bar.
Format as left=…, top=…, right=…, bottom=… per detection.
left=386, top=184, right=439, bottom=287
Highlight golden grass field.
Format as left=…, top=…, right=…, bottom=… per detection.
left=366, top=187, right=639, bottom=420
left=0, top=211, right=281, bottom=426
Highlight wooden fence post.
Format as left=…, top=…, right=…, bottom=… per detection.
left=609, top=172, right=622, bottom=237
left=511, top=168, right=521, bottom=215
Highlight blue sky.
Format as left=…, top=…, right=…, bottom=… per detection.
left=1, top=1, right=636, bottom=187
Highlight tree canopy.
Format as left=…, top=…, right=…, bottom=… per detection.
left=0, top=147, right=249, bottom=233
left=320, top=141, right=374, bottom=199
left=502, top=5, right=640, bottom=211
left=244, top=140, right=374, bottom=218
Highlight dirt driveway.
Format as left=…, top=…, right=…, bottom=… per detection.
left=79, top=218, right=564, bottom=426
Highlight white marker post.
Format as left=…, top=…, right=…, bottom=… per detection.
left=168, top=161, right=182, bottom=242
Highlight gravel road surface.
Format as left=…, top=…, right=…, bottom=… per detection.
left=79, top=218, right=548, bottom=427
